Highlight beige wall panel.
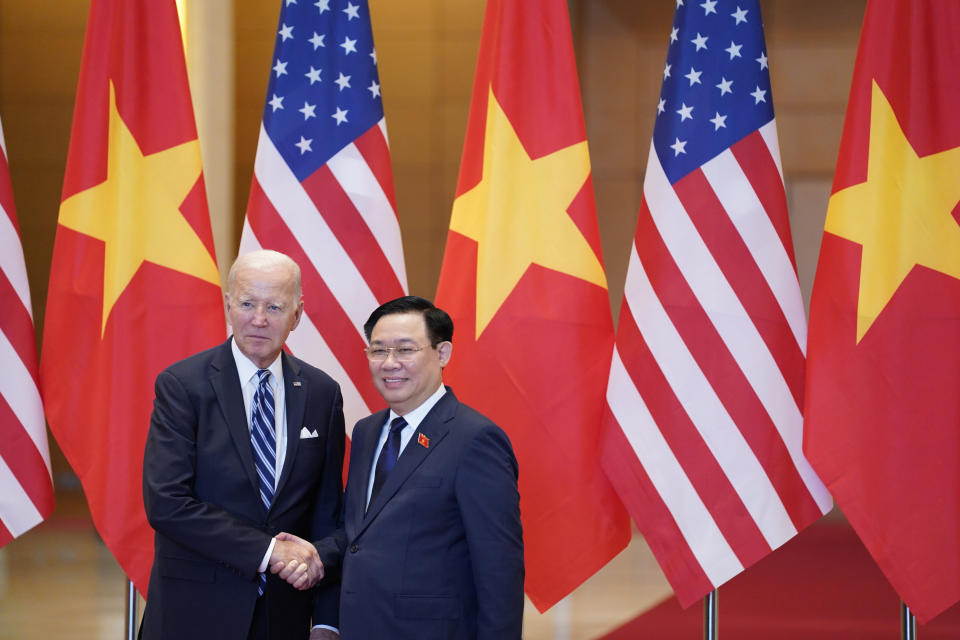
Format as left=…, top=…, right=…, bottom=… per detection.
left=373, top=0, right=439, bottom=36
left=1, top=102, right=75, bottom=170
left=438, top=35, right=483, bottom=100
left=771, top=45, right=860, bottom=108
left=378, top=38, right=438, bottom=101
left=787, top=177, right=832, bottom=312
left=232, top=101, right=266, bottom=231
left=437, top=0, right=485, bottom=34
left=391, top=167, right=449, bottom=297
left=1, top=37, right=84, bottom=101
left=0, top=0, right=87, bottom=31
left=587, top=111, right=642, bottom=175
left=592, top=175, right=643, bottom=318
left=382, top=102, right=438, bottom=170
left=778, top=110, right=847, bottom=174
left=765, top=0, right=866, bottom=43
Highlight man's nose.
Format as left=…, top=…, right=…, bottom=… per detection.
left=381, top=351, right=402, bottom=367
left=252, top=307, right=269, bottom=325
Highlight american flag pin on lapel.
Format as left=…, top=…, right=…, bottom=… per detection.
left=292, top=381, right=302, bottom=387
left=417, top=433, right=430, bottom=449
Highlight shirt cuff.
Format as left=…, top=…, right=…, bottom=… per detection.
left=312, top=624, right=340, bottom=633
left=258, top=537, right=276, bottom=574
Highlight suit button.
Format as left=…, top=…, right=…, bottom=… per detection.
left=349, top=544, right=359, bottom=553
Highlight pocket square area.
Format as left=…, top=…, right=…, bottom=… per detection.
left=299, top=427, right=319, bottom=439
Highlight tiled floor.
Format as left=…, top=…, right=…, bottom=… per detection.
left=0, top=491, right=671, bottom=640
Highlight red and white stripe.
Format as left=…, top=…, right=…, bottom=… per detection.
left=0, top=118, right=54, bottom=547
left=241, top=119, right=406, bottom=433
left=603, top=120, right=831, bottom=603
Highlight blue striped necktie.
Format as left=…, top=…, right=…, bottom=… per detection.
left=250, top=368, right=276, bottom=594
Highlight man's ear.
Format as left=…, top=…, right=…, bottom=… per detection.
left=291, top=297, right=304, bottom=330
left=437, top=341, right=452, bottom=367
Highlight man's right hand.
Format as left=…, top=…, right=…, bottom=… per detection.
left=268, top=532, right=324, bottom=590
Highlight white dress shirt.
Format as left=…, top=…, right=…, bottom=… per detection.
left=231, top=339, right=286, bottom=573
left=364, top=384, right=446, bottom=509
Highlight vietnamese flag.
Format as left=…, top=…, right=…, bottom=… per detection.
left=804, top=0, right=960, bottom=624
left=40, top=0, right=225, bottom=595
left=434, top=0, right=630, bottom=611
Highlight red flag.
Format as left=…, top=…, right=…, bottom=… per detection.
left=0, top=116, right=55, bottom=547
left=434, top=0, right=630, bottom=611
left=40, top=0, right=225, bottom=595
left=601, top=0, right=831, bottom=607
left=240, top=0, right=406, bottom=434
left=804, top=0, right=960, bottom=623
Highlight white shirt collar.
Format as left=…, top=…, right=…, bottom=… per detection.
left=388, top=384, right=446, bottom=430
left=231, top=338, right=283, bottom=386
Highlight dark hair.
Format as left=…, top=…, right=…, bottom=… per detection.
left=363, top=296, right=454, bottom=345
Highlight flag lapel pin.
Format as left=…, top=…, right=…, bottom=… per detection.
left=417, top=433, right=430, bottom=449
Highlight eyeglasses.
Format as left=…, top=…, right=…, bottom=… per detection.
left=364, top=345, right=429, bottom=362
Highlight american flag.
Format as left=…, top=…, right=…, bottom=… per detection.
left=0, top=115, right=54, bottom=547
left=240, top=0, right=406, bottom=432
left=601, top=0, right=831, bottom=606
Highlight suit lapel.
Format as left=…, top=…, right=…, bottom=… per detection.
left=274, top=352, right=304, bottom=501
left=348, top=409, right=389, bottom=533
left=359, top=392, right=456, bottom=530
left=210, top=339, right=260, bottom=500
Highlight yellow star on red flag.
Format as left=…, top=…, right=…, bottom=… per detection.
left=58, top=81, right=220, bottom=335
left=449, top=88, right=606, bottom=339
left=825, top=80, right=960, bottom=342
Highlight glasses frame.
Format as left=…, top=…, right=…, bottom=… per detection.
left=364, top=344, right=431, bottom=362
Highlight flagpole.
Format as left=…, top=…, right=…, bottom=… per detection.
left=900, top=601, right=917, bottom=640
left=126, top=579, right=138, bottom=640
left=703, top=589, right=718, bottom=640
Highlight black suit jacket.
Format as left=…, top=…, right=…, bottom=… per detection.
left=141, top=338, right=345, bottom=639
left=318, top=388, right=524, bottom=640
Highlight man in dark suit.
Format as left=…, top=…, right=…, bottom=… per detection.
left=314, top=296, right=524, bottom=640
left=142, top=250, right=344, bottom=640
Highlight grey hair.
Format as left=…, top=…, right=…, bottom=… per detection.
left=226, top=250, right=302, bottom=300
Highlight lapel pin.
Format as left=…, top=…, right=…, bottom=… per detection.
left=292, top=381, right=302, bottom=387
left=417, top=433, right=430, bottom=449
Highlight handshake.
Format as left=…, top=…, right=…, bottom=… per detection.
left=268, top=531, right=325, bottom=591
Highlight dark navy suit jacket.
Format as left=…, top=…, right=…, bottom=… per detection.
left=318, top=388, right=524, bottom=640
left=141, top=338, right=345, bottom=639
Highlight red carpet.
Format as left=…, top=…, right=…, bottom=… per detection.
left=599, top=521, right=960, bottom=639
